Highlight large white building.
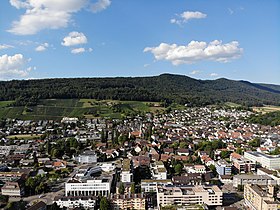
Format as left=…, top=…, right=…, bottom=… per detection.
left=233, top=174, right=277, bottom=188
left=151, top=161, right=167, bottom=180
left=157, top=185, right=223, bottom=208
left=141, top=179, right=172, bottom=193
left=244, top=151, right=280, bottom=170
left=65, top=176, right=112, bottom=197
left=55, top=196, right=96, bottom=209
left=74, top=151, right=97, bottom=164
left=120, top=159, right=133, bottom=183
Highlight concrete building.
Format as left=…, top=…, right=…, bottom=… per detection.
left=55, top=196, right=96, bottom=209
left=0, top=146, right=12, bottom=156
left=1, top=181, right=24, bottom=196
left=215, top=159, right=232, bottom=176
left=65, top=175, right=112, bottom=197
left=74, top=150, right=97, bottom=164
left=141, top=179, right=172, bottom=192
left=244, top=151, right=280, bottom=170
left=233, top=174, right=277, bottom=188
left=120, top=159, right=133, bottom=183
left=157, top=185, right=223, bottom=208
left=230, top=152, right=256, bottom=173
left=111, top=193, right=146, bottom=210
left=244, top=184, right=280, bottom=210
left=151, top=161, right=167, bottom=180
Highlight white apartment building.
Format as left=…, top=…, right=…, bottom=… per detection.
left=233, top=174, right=277, bottom=188
left=151, top=161, right=167, bottom=180
left=55, top=196, right=96, bottom=209
left=244, top=151, right=280, bottom=170
left=157, top=185, right=223, bottom=208
left=120, top=159, right=133, bottom=183
left=65, top=176, right=112, bottom=197
left=74, top=151, right=97, bottom=164
left=141, top=179, right=172, bottom=192
left=1, top=181, right=24, bottom=197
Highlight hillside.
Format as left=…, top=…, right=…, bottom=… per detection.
left=0, top=74, right=280, bottom=107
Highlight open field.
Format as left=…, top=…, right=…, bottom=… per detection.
left=252, top=106, right=280, bottom=113
left=7, top=134, right=43, bottom=140
left=0, top=99, right=165, bottom=120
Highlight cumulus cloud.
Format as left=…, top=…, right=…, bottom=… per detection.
left=144, top=40, right=243, bottom=65
left=90, top=0, right=111, bottom=13
left=0, top=54, right=32, bottom=78
left=171, top=11, right=207, bottom=25
left=71, top=48, right=86, bottom=54
left=190, top=70, right=200, bottom=75
left=210, top=73, right=218, bottom=77
left=62, top=31, right=87, bottom=46
left=0, top=44, right=14, bottom=50
left=35, top=42, right=49, bottom=52
left=8, top=0, right=110, bottom=35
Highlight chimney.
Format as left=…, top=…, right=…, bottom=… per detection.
left=268, top=185, right=274, bottom=197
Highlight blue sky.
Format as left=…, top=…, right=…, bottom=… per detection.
left=0, top=0, right=279, bottom=84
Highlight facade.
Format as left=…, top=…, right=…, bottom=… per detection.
left=55, top=196, right=96, bottom=209
left=230, top=153, right=256, bottom=173
left=215, top=159, right=232, bottom=176
left=1, top=181, right=24, bottom=196
left=111, top=193, right=146, bottom=210
left=150, top=161, right=167, bottom=180
left=244, top=184, right=280, bottom=210
left=157, top=185, right=223, bottom=208
left=120, top=159, right=133, bottom=183
left=75, top=151, right=97, bottom=164
left=244, top=151, right=280, bottom=170
left=65, top=176, right=112, bottom=197
left=233, top=174, right=277, bottom=188
left=141, top=179, right=172, bottom=192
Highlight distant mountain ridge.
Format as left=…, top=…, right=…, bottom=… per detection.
left=0, top=73, right=280, bottom=106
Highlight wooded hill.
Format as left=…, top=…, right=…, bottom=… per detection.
left=1, top=74, right=280, bottom=106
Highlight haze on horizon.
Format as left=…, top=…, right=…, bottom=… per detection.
left=0, top=0, right=279, bottom=84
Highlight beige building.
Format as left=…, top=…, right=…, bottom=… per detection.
left=111, top=193, right=145, bottom=210
left=1, top=181, right=24, bottom=196
left=157, top=185, right=223, bottom=208
left=244, top=184, right=280, bottom=210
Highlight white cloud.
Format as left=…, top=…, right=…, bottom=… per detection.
left=171, top=11, right=207, bottom=25
left=190, top=70, right=200, bottom=75
left=88, top=48, right=93, bottom=52
left=90, top=0, right=111, bottom=13
left=210, top=73, right=218, bottom=77
left=144, top=40, right=243, bottom=65
left=0, top=54, right=32, bottom=78
left=35, top=42, right=49, bottom=52
left=144, top=64, right=150, bottom=68
left=228, top=8, right=234, bottom=15
left=71, top=47, right=86, bottom=54
left=8, top=0, right=88, bottom=35
left=0, top=44, right=14, bottom=50
left=62, top=31, right=87, bottom=47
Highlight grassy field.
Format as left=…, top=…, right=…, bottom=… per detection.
left=253, top=106, right=280, bottom=113
left=0, top=99, right=165, bottom=120
left=7, top=134, right=42, bottom=140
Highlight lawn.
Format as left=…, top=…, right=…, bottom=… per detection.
left=253, top=106, right=280, bottom=113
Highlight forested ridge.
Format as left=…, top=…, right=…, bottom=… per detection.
left=1, top=74, right=280, bottom=106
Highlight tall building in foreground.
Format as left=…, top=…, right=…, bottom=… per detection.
left=157, top=185, right=223, bottom=209
left=244, top=184, right=280, bottom=210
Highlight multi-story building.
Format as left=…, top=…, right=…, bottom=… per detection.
left=230, top=152, right=256, bottom=173
left=74, top=150, right=97, bottom=164
left=1, top=181, right=24, bottom=196
left=111, top=193, right=146, bottom=210
left=244, top=151, right=280, bottom=170
left=65, top=175, right=112, bottom=197
left=233, top=174, right=277, bottom=188
left=120, top=159, right=133, bottom=183
left=157, top=185, right=223, bottom=208
left=215, top=159, right=232, bottom=176
left=141, top=179, right=172, bottom=193
left=150, top=161, right=167, bottom=180
left=55, top=196, right=97, bottom=209
left=244, top=184, right=280, bottom=210
left=0, top=146, right=12, bottom=156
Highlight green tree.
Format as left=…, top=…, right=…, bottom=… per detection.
left=175, top=163, right=183, bottom=174
left=119, top=182, right=125, bottom=194
left=100, top=197, right=110, bottom=210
